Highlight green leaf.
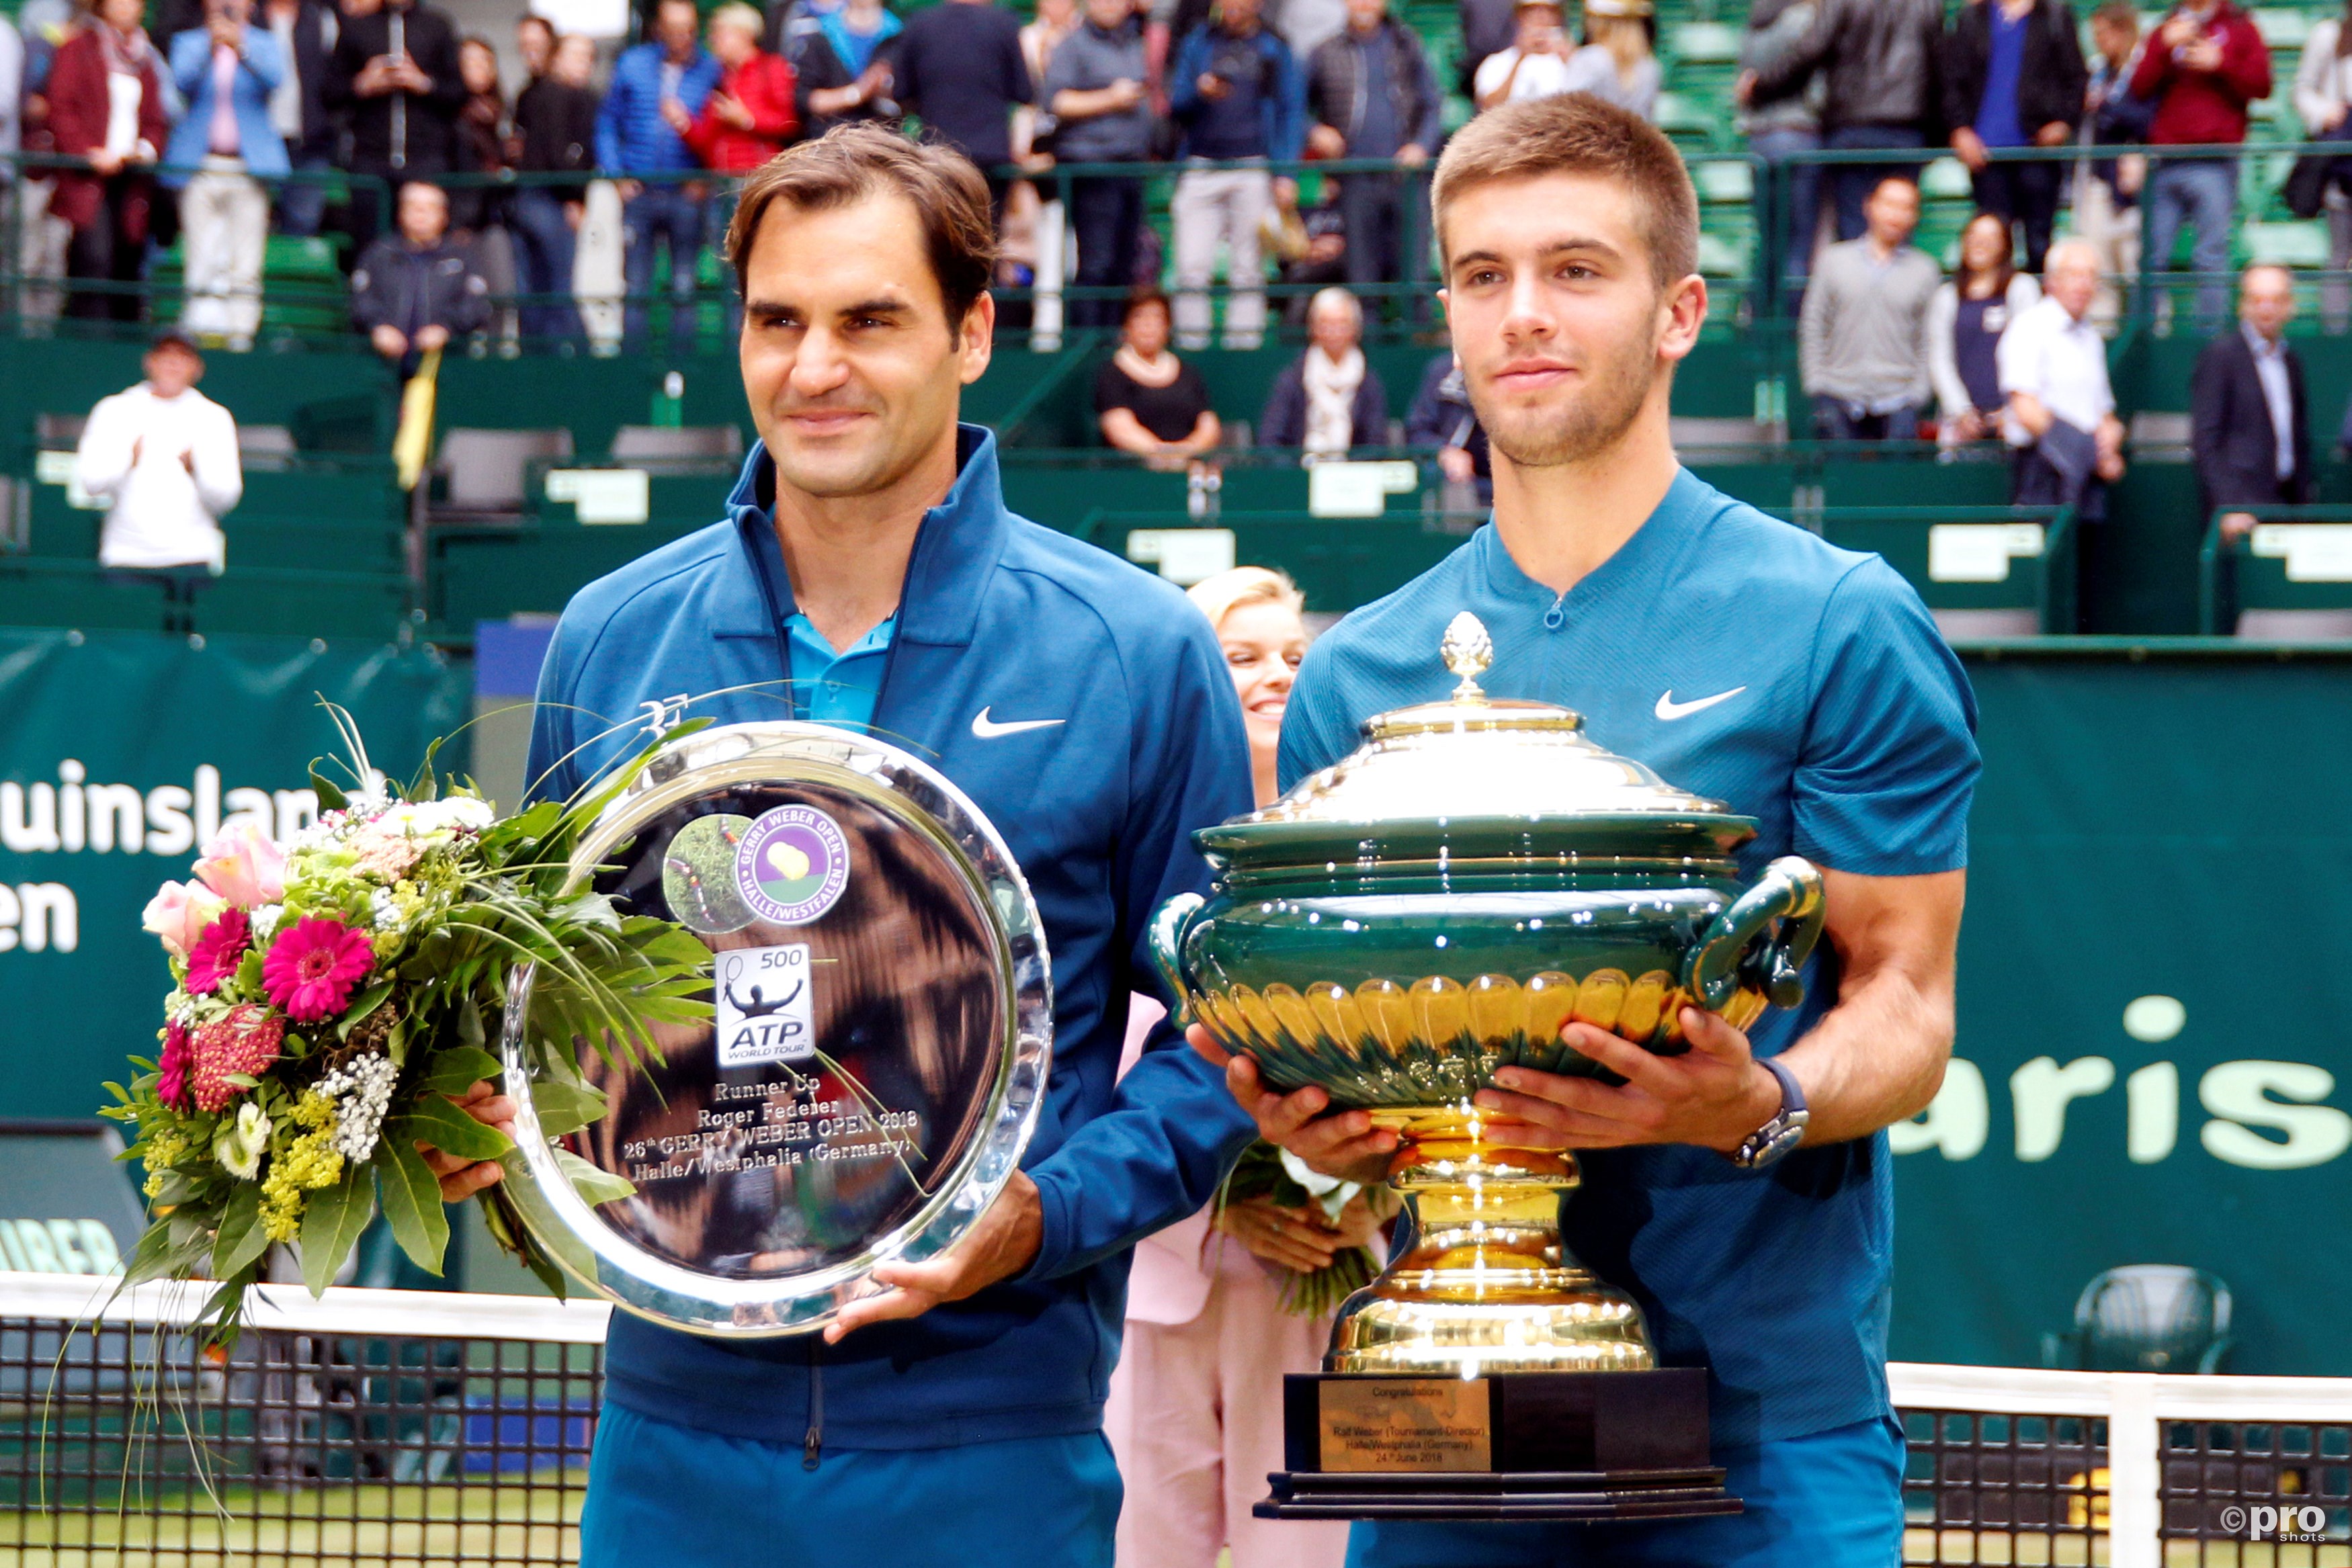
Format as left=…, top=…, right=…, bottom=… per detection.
left=212, top=1183, right=269, bottom=1279
left=554, top=1147, right=634, bottom=1208
left=556, top=891, right=623, bottom=932
left=120, top=1219, right=184, bottom=1286
left=529, top=1077, right=606, bottom=1138
left=457, top=994, right=486, bottom=1052
left=417, top=1045, right=504, bottom=1098
left=299, top=1170, right=375, bottom=1297
left=338, top=981, right=396, bottom=1042
left=397, top=1096, right=513, bottom=1162
left=370, top=1136, right=450, bottom=1276
left=310, top=769, right=349, bottom=812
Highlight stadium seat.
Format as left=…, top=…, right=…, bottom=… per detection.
left=2128, top=412, right=2195, bottom=462
left=2043, top=1265, right=2235, bottom=1374
left=1669, top=417, right=1777, bottom=451
left=238, top=425, right=298, bottom=459
left=609, top=424, right=745, bottom=464
left=432, top=427, right=576, bottom=524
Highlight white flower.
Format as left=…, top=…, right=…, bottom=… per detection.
left=374, top=796, right=494, bottom=842
left=1278, top=1147, right=1362, bottom=1225
left=251, top=904, right=284, bottom=941
left=216, top=1102, right=272, bottom=1180
left=319, top=1053, right=398, bottom=1164
left=368, top=887, right=401, bottom=932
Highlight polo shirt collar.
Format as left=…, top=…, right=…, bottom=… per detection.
left=1474, top=467, right=1710, bottom=612
left=715, top=423, right=1010, bottom=646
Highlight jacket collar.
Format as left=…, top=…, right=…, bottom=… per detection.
left=714, top=423, right=1009, bottom=648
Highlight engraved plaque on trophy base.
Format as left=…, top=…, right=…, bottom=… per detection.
left=1257, top=1370, right=1740, bottom=1522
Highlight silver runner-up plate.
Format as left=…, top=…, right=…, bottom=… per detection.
left=497, top=721, right=1054, bottom=1337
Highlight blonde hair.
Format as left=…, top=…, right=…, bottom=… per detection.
left=710, top=3, right=764, bottom=35
left=1186, top=567, right=1304, bottom=634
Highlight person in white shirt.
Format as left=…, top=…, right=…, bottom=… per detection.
left=73, top=332, right=244, bottom=631
left=1997, top=237, right=2124, bottom=517
left=1473, top=0, right=1577, bottom=110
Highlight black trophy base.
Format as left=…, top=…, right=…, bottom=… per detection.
left=1255, top=1368, right=1740, bottom=1523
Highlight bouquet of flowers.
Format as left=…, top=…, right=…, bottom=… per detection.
left=1216, top=1141, right=1388, bottom=1319
left=102, top=720, right=710, bottom=1340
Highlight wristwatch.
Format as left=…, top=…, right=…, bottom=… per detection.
left=1730, top=1056, right=1809, bottom=1170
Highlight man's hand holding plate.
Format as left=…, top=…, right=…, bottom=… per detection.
left=823, top=1172, right=1044, bottom=1343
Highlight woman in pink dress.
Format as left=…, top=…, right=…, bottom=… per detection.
left=1105, top=566, right=1392, bottom=1568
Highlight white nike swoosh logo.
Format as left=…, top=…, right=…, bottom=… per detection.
left=972, top=707, right=1066, bottom=739
left=1654, top=687, right=1747, bottom=722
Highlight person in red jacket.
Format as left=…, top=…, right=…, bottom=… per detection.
left=46, top=0, right=172, bottom=322
left=2130, top=0, right=2271, bottom=330
left=676, top=2, right=799, bottom=171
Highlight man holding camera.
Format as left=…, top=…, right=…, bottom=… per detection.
left=1169, top=0, right=1306, bottom=349
left=2131, top=0, right=2272, bottom=331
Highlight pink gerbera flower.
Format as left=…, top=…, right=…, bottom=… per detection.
left=185, top=909, right=252, bottom=996
left=190, top=1005, right=284, bottom=1114
left=260, top=917, right=374, bottom=1023
left=158, top=1021, right=193, bottom=1110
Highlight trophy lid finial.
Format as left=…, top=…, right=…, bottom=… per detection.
left=1441, top=611, right=1493, bottom=703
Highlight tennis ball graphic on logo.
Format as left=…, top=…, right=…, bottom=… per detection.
left=755, top=832, right=827, bottom=903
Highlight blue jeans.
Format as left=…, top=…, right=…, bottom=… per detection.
left=623, top=182, right=706, bottom=349
left=1346, top=1415, right=1906, bottom=1568
left=276, top=135, right=334, bottom=238
left=1069, top=169, right=1144, bottom=330
left=1814, top=396, right=1923, bottom=442
left=578, top=1403, right=1122, bottom=1568
left=1824, top=125, right=1925, bottom=242
left=511, top=186, right=583, bottom=342
left=2144, top=157, right=2238, bottom=332
left=1749, top=126, right=1822, bottom=302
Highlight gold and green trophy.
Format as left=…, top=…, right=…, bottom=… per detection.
left=1151, top=614, right=1825, bottom=1520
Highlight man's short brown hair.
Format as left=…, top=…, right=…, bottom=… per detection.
left=1430, top=94, right=1699, bottom=290
left=725, top=124, right=999, bottom=329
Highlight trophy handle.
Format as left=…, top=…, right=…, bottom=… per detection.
left=1148, top=892, right=1205, bottom=1020
left=1683, top=856, right=1826, bottom=1013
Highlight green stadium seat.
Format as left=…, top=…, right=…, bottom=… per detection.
left=1693, top=161, right=1755, bottom=205
left=1696, top=229, right=1755, bottom=278
left=1652, top=93, right=1722, bottom=155
left=1920, top=157, right=1976, bottom=202
left=2252, top=8, right=2312, bottom=48
left=1667, top=20, right=1742, bottom=62
left=2242, top=221, right=2334, bottom=268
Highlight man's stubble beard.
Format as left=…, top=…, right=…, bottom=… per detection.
left=1473, top=324, right=1658, bottom=471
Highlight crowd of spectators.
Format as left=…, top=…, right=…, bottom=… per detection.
left=5, top=0, right=2352, bottom=495
left=0, top=0, right=1685, bottom=349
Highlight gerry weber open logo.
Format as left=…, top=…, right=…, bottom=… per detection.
left=734, top=805, right=851, bottom=926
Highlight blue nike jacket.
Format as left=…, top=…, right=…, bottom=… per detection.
left=526, top=427, right=1260, bottom=1450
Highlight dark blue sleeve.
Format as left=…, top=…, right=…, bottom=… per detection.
left=1259, top=361, right=1305, bottom=447
left=1792, top=558, right=1982, bottom=875
left=593, top=54, right=630, bottom=171
left=1267, top=40, right=1305, bottom=162
left=1406, top=33, right=1443, bottom=150
left=1168, top=30, right=1208, bottom=119
left=1019, top=615, right=1259, bottom=1282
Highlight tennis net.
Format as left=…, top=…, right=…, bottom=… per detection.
left=1, top=1270, right=611, bottom=1567
left=7, top=1268, right=2350, bottom=1567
